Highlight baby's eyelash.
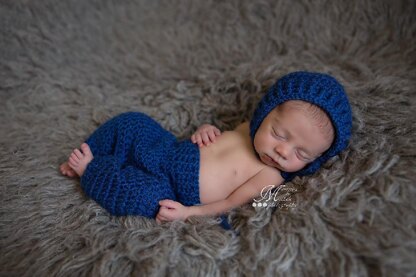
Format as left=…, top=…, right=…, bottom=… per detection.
left=297, top=151, right=311, bottom=161
left=272, top=128, right=284, bottom=139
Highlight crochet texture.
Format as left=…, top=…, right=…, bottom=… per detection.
left=81, top=112, right=200, bottom=218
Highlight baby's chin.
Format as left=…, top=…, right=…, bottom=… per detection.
left=281, top=163, right=310, bottom=173
left=285, top=162, right=313, bottom=173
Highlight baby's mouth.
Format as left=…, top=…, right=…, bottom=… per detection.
left=262, top=154, right=281, bottom=168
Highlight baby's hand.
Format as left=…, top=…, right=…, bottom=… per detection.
left=191, top=124, right=221, bottom=147
left=156, top=199, right=190, bottom=224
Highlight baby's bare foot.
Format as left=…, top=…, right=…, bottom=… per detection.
left=60, top=162, right=77, bottom=177
left=68, top=143, right=94, bottom=177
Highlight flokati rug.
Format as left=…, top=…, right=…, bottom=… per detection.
left=1, top=0, right=415, bottom=276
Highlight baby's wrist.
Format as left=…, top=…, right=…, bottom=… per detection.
left=185, top=206, right=193, bottom=219
left=186, top=205, right=199, bottom=219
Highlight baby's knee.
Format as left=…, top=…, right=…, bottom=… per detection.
left=112, top=112, right=154, bottom=130
left=115, top=111, right=147, bottom=122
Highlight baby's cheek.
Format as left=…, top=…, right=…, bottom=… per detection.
left=259, top=134, right=273, bottom=149
left=288, top=160, right=308, bottom=172
left=253, top=134, right=263, bottom=152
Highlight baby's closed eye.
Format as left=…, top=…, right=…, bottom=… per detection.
left=296, top=150, right=313, bottom=162
left=272, top=128, right=286, bottom=140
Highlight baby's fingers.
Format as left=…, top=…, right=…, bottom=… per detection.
left=156, top=213, right=168, bottom=224
left=207, top=129, right=218, bottom=142
left=191, top=134, right=200, bottom=145
left=192, top=133, right=203, bottom=142
left=213, top=127, right=221, bottom=136
left=201, top=132, right=211, bottom=146
left=192, top=133, right=203, bottom=147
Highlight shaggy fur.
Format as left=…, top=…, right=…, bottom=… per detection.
left=1, top=0, right=415, bottom=276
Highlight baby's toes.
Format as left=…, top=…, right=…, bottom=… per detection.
left=68, top=155, right=78, bottom=167
left=70, top=152, right=80, bottom=162
left=73, top=148, right=83, bottom=159
left=80, top=143, right=93, bottom=158
left=60, top=165, right=66, bottom=174
left=66, top=168, right=76, bottom=177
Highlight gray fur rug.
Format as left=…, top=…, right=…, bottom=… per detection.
left=1, top=0, right=415, bottom=276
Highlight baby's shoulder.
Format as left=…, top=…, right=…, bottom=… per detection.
left=217, top=121, right=249, bottom=144
left=222, top=121, right=251, bottom=144
left=233, top=121, right=250, bottom=133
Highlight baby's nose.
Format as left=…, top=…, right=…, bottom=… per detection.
left=274, top=144, right=289, bottom=160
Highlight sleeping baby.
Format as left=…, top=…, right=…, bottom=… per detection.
left=60, top=71, right=352, bottom=224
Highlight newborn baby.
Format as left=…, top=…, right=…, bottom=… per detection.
left=60, top=71, right=352, bottom=223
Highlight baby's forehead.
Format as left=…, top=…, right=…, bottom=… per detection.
left=277, top=100, right=329, bottom=122
left=274, top=100, right=335, bottom=141
left=278, top=100, right=316, bottom=111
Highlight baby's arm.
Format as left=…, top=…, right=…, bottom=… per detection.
left=191, top=124, right=221, bottom=147
left=156, top=167, right=283, bottom=223
left=187, top=167, right=284, bottom=218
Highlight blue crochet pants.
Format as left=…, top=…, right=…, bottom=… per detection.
left=80, top=112, right=201, bottom=218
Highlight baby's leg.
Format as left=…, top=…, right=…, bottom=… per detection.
left=85, top=112, right=171, bottom=165
left=80, top=155, right=176, bottom=217
left=61, top=112, right=140, bottom=178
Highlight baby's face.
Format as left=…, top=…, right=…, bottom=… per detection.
left=253, top=100, right=334, bottom=173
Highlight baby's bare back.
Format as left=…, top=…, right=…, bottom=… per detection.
left=198, top=122, right=268, bottom=204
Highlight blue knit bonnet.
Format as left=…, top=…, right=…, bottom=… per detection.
left=250, top=71, right=352, bottom=181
